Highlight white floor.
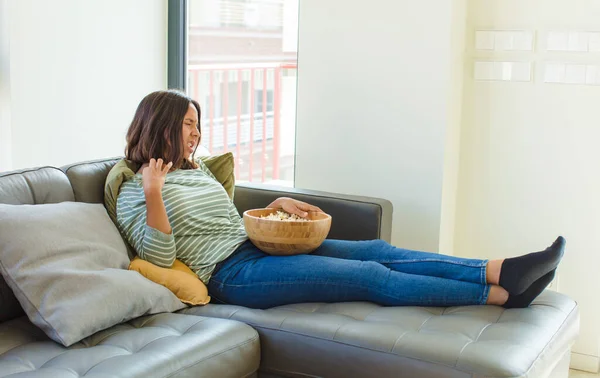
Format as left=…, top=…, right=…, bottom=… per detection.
left=571, top=369, right=600, bottom=377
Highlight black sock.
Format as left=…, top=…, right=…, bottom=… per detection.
left=499, top=236, right=565, bottom=295
left=503, top=270, right=556, bottom=308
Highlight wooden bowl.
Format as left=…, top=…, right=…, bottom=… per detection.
left=243, top=208, right=332, bottom=256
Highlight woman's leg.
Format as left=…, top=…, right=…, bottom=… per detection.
left=310, top=239, right=488, bottom=285
left=208, top=243, right=492, bottom=309
left=310, top=237, right=565, bottom=293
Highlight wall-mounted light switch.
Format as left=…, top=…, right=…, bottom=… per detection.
left=547, top=31, right=600, bottom=52
left=475, top=30, right=534, bottom=51
left=475, top=61, right=531, bottom=82
left=545, top=63, right=600, bottom=85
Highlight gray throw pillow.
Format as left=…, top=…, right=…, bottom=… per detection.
left=0, top=202, right=186, bottom=347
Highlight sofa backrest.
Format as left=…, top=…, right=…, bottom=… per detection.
left=0, top=166, right=75, bottom=205
left=62, top=158, right=122, bottom=203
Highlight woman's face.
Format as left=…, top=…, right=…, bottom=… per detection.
left=181, top=103, right=200, bottom=160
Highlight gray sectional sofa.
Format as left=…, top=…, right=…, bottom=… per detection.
left=0, top=157, right=580, bottom=377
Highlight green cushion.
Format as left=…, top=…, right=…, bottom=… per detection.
left=197, top=152, right=235, bottom=200
left=104, top=152, right=235, bottom=226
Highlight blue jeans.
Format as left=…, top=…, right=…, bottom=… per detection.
left=208, top=239, right=490, bottom=309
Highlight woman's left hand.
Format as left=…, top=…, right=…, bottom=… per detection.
left=267, top=197, right=323, bottom=218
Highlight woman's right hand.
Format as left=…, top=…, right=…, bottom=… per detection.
left=142, top=158, right=173, bottom=195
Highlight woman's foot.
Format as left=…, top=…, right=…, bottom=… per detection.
left=498, top=236, right=565, bottom=295
left=486, top=285, right=509, bottom=306
left=503, top=270, right=556, bottom=309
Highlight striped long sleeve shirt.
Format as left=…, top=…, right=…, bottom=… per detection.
left=116, top=161, right=248, bottom=284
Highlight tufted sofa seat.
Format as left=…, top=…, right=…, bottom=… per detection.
left=181, top=290, right=579, bottom=378
left=0, top=313, right=260, bottom=377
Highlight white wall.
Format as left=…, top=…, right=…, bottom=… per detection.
left=455, top=0, right=600, bottom=371
left=0, top=0, right=12, bottom=172
left=295, top=0, right=464, bottom=251
left=296, top=0, right=600, bottom=370
left=5, top=0, right=167, bottom=171
left=439, top=0, right=467, bottom=256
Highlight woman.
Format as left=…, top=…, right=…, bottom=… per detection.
left=117, top=90, right=565, bottom=310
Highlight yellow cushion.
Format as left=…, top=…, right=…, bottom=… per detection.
left=128, top=257, right=210, bottom=306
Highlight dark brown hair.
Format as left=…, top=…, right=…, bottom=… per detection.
left=125, top=90, right=201, bottom=170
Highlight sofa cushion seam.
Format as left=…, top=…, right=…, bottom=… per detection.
left=247, top=316, right=573, bottom=378
left=61, top=157, right=123, bottom=175
left=0, top=166, right=65, bottom=178
left=165, top=334, right=260, bottom=377
left=516, top=302, right=579, bottom=378
left=255, top=325, right=479, bottom=374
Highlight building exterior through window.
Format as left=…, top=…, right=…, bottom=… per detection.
left=188, top=0, right=298, bottom=186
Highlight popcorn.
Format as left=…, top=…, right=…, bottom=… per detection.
left=261, top=210, right=309, bottom=222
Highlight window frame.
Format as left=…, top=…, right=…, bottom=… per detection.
left=167, top=0, right=187, bottom=90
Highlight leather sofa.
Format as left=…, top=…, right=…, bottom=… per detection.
left=0, top=158, right=580, bottom=378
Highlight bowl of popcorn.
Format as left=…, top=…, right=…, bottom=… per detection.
left=243, top=208, right=332, bottom=255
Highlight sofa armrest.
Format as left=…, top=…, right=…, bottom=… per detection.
left=233, top=183, right=393, bottom=243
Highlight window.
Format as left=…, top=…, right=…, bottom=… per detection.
left=174, top=0, right=299, bottom=186
left=255, top=89, right=274, bottom=113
